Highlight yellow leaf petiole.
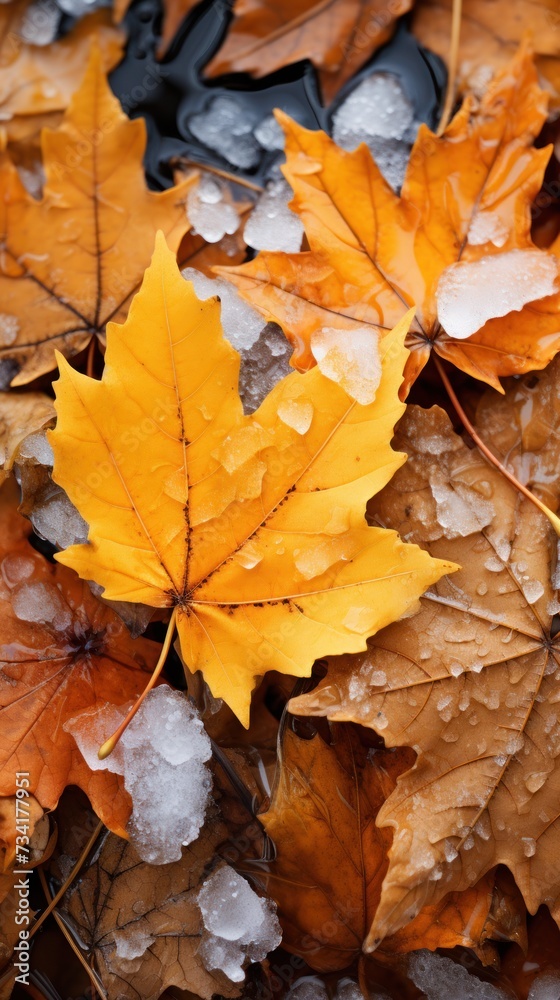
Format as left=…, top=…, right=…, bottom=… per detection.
left=435, top=357, right=560, bottom=538
left=98, top=607, right=178, bottom=760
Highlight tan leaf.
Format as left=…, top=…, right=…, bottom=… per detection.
left=290, top=398, right=560, bottom=942
left=412, top=0, right=560, bottom=103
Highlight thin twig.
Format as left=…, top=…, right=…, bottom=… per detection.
left=30, top=821, right=104, bottom=940
left=437, top=0, right=463, bottom=135
left=38, top=869, right=106, bottom=999
left=178, top=159, right=264, bottom=193
left=434, top=356, right=560, bottom=536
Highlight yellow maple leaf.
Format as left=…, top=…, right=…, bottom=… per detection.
left=49, top=234, right=455, bottom=726
left=0, top=46, right=193, bottom=388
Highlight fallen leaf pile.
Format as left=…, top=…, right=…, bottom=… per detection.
left=1, top=4, right=560, bottom=1000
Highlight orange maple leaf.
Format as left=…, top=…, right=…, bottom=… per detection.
left=0, top=46, right=193, bottom=388
left=218, top=46, right=560, bottom=393
left=0, top=484, right=160, bottom=836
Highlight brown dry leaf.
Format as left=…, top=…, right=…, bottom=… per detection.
left=256, top=722, right=521, bottom=969
left=0, top=47, right=193, bottom=387
left=0, top=391, right=55, bottom=486
left=248, top=724, right=415, bottom=972
left=61, top=819, right=239, bottom=1000
left=219, top=47, right=560, bottom=394
left=412, top=0, right=560, bottom=102
left=290, top=396, right=560, bottom=943
left=205, top=0, right=412, bottom=103
left=0, top=6, right=123, bottom=141
left=0, top=482, right=160, bottom=836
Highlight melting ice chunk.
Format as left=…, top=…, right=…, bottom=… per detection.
left=286, top=981, right=328, bottom=1000
left=12, top=580, right=72, bottom=631
left=182, top=269, right=265, bottom=351
left=17, top=430, right=53, bottom=467
left=244, top=179, right=304, bottom=253
left=187, top=174, right=240, bottom=244
left=197, top=866, right=282, bottom=982
left=408, top=951, right=510, bottom=999
left=188, top=96, right=261, bottom=169
left=310, top=326, right=381, bottom=404
left=113, top=926, right=155, bottom=961
left=14, top=429, right=89, bottom=549
left=430, top=474, right=495, bottom=539
left=277, top=398, right=313, bottom=435
left=254, top=114, right=285, bottom=152
left=528, top=973, right=560, bottom=999
left=332, top=72, right=418, bottom=190
left=239, top=324, right=292, bottom=414
left=30, top=490, right=88, bottom=551
left=467, top=211, right=509, bottom=248
left=57, top=0, right=106, bottom=14
left=66, top=686, right=212, bottom=865
left=333, top=73, right=414, bottom=142
left=436, top=250, right=560, bottom=340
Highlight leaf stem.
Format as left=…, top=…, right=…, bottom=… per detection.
left=434, top=356, right=560, bottom=536
left=98, top=608, right=178, bottom=759
left=358, top=955, right=369, bottom=1000
left=86, top=337, right=96, bottom=379
left=436, top=0, right=462, bottom=135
